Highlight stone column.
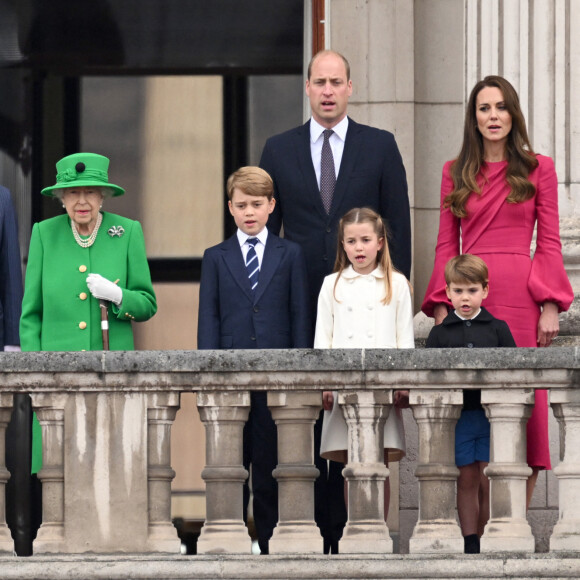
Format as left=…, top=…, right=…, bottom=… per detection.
left=0, top=395, right=13, bottom=553
left=30, top=393, right=68, bottom=553
left=480, top=389, right=534, bottom=553
left=550, top=388, right=580, bottom=551
left=196, top=391, right=251, bottom=554
left=329, top=0, right=418, bottom=296
left=560, top=219, right=580, bottom=346
left=465, top=0, right=580, bottom=345
left=268, top=391, right=322, bottom=554
left=146, top=393, right=181, bottom=552
left=409, top=389, right=463, bottom=554
left=339, top=390, right=392, bottom=554
left=567, top=1, right=580, bottom=341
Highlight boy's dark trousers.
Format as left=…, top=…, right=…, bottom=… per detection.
left=242, top=392, right=278, bottom=554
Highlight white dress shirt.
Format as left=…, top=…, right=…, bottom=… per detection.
left=236, top=227, right=268, bottom=268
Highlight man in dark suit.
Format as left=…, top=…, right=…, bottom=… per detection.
left=259, top=50, right=411, bottom=553
left=198, top=166, right=311, bottom=554
left=0, top=185, right=22, bottom=351
left=0, top=186, right=37, bottom=556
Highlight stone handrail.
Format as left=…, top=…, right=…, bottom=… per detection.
left=0, top=347, right=579, bottom=554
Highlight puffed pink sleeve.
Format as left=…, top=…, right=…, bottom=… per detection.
left=421, top=161, right=460, bottom=317
left=528, top=155, right=573, bottom=312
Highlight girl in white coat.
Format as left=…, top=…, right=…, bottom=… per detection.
left=315, top=207, right=414, bottom=520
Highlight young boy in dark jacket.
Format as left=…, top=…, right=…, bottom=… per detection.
left=426, top=254, right=515, bottom=554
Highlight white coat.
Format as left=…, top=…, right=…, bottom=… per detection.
left=314, top=266, right=414, bottom=462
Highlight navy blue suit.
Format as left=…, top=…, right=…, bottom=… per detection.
left=0, top=186, right=23, bottom=349
left=260, top=117, right=411, bottom=551
left=197, top=230, right=311, bottom=550
left=0, top=186, right=37, bottom=557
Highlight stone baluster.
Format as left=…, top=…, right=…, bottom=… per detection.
left=30, top=393, right=68, bottom=553
left=0, top=395, right=13, bottom=552
left=550, top=387, right=580, bottom=551
left=480, top=389, right=534, bottom=553
left=196, top=391, right=251, bottom=554
left=409, top=389, right=463, bottom=553
left=147, top=393, right=181, bottom=552
left=339, top=390, right=392, bottom=553
left=268, top=391, right=322, bottom=553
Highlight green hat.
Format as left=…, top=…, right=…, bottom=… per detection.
left=41, top=152, right=125, bottom=197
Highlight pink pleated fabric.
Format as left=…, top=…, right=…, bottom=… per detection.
left=422, top=155, right=574, bottom=469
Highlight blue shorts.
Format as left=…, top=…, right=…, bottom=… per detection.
left=455, top=409, right=490, bottom=467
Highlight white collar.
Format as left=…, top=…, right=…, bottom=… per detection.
left=453, top=308, right=482, bottom=321
left=310, top=116, right=349, bottom=144
left=236, top=227, right=268, bottom=247
left=341, top=264, right=384, bottom=279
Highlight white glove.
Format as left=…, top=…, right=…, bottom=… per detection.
left=86, top=273, right=123, bottom=306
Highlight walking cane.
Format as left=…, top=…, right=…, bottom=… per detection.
left=99, top=278, right=119, bottom=351
left=99, top=299, right=110, bottom=350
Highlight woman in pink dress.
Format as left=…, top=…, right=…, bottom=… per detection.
left=422, top=75, right=574, bottom=506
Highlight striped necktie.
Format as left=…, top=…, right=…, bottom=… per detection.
left=245, top=237, right=260, bottom=291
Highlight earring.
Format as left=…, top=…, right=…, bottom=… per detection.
left=62, top=204, right=66, bottom=209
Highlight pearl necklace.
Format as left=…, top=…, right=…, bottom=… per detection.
left=71, top=212, right=102, bottom=248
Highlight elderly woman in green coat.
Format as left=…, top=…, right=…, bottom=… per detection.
left=20, top=152, right=157, bottom=472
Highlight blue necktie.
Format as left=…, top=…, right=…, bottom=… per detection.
left=246, top=237, right=260, bottom=291
left=320, top=129, right=336, bottom=213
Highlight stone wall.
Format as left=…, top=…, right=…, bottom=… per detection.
left=2, top=348, right=580, bottom=557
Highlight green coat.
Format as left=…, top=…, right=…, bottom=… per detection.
left=20, top=212, right=157, bottom=352
left=20, top=212, right=157, bottom=474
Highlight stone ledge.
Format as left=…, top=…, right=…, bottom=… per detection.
left=0, top=347, right=579, bottom=373
left=1, top=553, right=580, bottom=579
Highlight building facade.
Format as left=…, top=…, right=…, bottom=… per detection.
left=0, top=0, right=577, bottom=550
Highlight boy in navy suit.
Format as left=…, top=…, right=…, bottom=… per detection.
left=198, top=166, right=311, bottom=554
left=426, top=254, right=516, bottom=554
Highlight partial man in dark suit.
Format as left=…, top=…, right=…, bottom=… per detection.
left=259, top=49, right=412, bottom=553
left=0, top=185, right=37, bottom=556
left=197, top=166, right=311, bottom=554
left=0, top=185, right=22, bottom=351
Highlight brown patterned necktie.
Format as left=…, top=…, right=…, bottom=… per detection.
left=320, top=129, right=336, bottom=213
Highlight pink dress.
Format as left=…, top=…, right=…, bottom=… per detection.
left=422, top=155, right=574, bottom=469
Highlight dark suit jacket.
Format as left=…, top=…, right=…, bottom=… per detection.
left=197, top=230, right=312, bottom=349
left=259, top=117, right=411, bottom=318
left=425, top=307, right=515, bottom=349
left=426, top=307, right=516, bottom=409
left=0, top=186, right=23, bottom=349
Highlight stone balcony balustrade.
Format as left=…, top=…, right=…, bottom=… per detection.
left=0, top=348, right=580, bottom=578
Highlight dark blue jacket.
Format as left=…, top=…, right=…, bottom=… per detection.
left=426, top=307, right=516, bottom=408
left=197, top=231, right=311, bottom=349
left=0, top=186, right=23, bottom=348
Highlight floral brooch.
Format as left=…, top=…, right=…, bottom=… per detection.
left=108, top=225, right=125, bottom=238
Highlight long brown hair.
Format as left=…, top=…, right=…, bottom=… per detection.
left=333, top=207, right=394, bottom=305
left=445, top=75, right=538, bottom=218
